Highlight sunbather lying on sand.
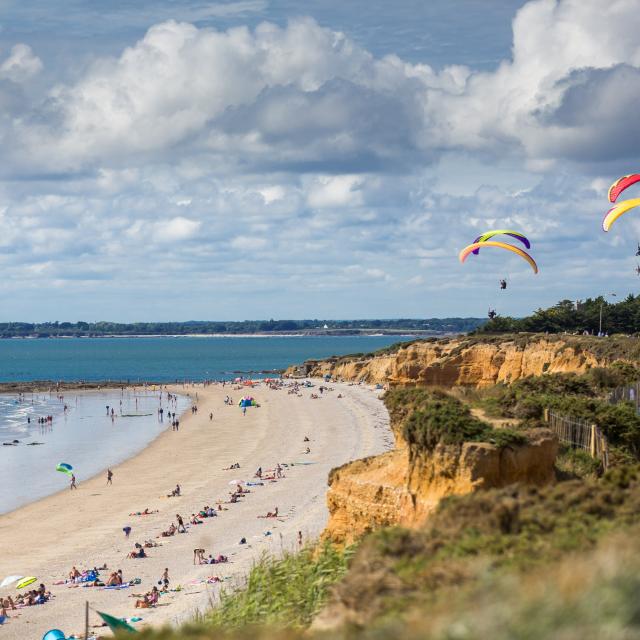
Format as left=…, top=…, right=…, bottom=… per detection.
left=130, top=508, right=158, bottom=516
left=258, top=507, right=279, bottom=518
left=204, top=554, right=228, bottom=565
left=160, top=523, right=176, bottom=537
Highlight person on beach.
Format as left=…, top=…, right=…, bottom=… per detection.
left=70, top=474, right=77, bottom=489
left=176, top=514, right=186, bottom=533
left=193, top=548, right=206, bottom=564
left=298, top=531, right=303, bottom=546
left=123, top=526, right=132, bottom=538
left=107, top=468, right=113, bottom=485
left=160, top=568, right=169, bottom=589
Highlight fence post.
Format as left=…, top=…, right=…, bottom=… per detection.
left=543, top=407, right=549, bottom=423
left=590, top=424, right=597, bottom=458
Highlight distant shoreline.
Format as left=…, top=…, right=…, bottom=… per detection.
left=0, top=331, right=440, bottom=339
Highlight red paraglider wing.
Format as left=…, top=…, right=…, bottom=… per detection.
left=608, top=174, right=640, bottom=203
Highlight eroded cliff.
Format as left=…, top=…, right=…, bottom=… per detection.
left=288, top=335, right=621, bottom=388
left=324, top=388, right=558, bottom=544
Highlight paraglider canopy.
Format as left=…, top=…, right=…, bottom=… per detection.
left=602, top=198, right=640, bottom=232
left=56, top=463, right=73, bottom=476
left=459, top=241, right=538, bottom=274
left=471, top=230, right=530, bottom=254
left=608, top=174, right=640, bottom=202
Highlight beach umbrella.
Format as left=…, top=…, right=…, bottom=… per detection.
left=16, top=576, right=37, bottom=589
left=0, top=575, right=22, bottom=588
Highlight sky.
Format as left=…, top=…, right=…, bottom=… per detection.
left=0, top=0, right=639, bottom=322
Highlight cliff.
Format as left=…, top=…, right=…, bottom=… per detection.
left=324, top=389, right=558, bottom=544
left=287, top=334, right=628, bottom=388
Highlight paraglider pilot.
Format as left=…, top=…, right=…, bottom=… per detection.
left=499, top=279, right=507, bottom=290
left=488, top=309, right=497, bottom=319
left=636, top=243, right=640, bottom=257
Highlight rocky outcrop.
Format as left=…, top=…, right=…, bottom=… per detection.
left=325, top=428, right=558, bottom=544
left=288, top=335, right=613, bottom=388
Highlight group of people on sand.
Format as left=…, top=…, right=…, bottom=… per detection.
left=0, top=582, right=51, bottom=615
left=9, top=382, right=315, bottom=628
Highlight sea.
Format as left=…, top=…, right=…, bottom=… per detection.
left=0, top=335, right=412, bottom=513
left=0, top=335, right=411, bottom=382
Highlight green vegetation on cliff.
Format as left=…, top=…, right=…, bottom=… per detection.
left=479, top=295, right=640, bottom=335
left=475, top=369, right=640, bottom=460
left=386, top=387, right=526, bottom=453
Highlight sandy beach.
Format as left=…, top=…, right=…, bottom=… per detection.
left=0, top=381, right=392, bottom=638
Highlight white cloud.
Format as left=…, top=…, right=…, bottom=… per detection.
left=307, top=175, right=364, bottom=209
left=0, top=44, right=42, bottom=82
left=0, top=1, right=639, bottom=320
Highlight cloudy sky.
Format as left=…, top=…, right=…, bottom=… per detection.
left=0, top=0, right=638, bottom=321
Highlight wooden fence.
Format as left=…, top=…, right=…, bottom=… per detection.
left=545, top=408, right=609, bottom=471
left=609, top=383, right=640, bottom=414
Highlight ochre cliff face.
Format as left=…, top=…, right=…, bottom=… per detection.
left=290, top=337, right=606, bottom=388
left=324, top=428, right=558, bottom=544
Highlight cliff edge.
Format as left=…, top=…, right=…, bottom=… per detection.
left=287, top=334, right=629, bottom=388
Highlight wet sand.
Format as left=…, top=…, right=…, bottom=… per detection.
left=0, top=381, right=392, bottom=638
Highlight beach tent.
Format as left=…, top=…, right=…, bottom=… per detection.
left=0, top=575, right=22, bottom=588
left=238, top=396, right=257, bottom=408
left=42, top=631, right=67, bottom=640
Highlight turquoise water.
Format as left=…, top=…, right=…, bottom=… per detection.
left=0, top=335, right=412, bottom=382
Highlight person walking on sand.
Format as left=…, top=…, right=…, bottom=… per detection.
left=107, top=468, right=113, bottom=485
left=176, top=514, right=186, bottom=533
left=70, top=474, right=77, bottom=490
left=160, top=567, right=170, bottom=589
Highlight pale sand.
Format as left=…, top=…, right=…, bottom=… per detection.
left=0, top=381, right=392, bottom=638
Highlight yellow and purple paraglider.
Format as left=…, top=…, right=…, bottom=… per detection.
left=459, top=230, right=538, bottom=274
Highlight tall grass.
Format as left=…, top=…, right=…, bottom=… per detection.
left=206, top=542, right=353, bottom=629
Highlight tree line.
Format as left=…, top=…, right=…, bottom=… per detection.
left=480, top=295, right=640, bottom=334
left=0, top=317, right=486, bottom=338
